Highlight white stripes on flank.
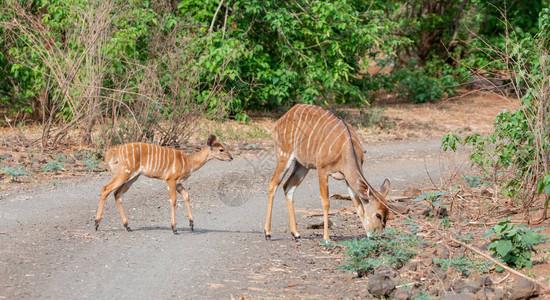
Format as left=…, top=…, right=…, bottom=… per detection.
left=125, top=145, right=129, bottom=168
left=131, top=144, right=135, bottom=169
left=291, top=105, right=307, bottom=149
left=162, top=147, right=169, bottom=175
left=151, top=144, right=155, bottom=172
left=306, top=110, right=330, bottom=154
left=155, top=145, right=161, bottom=173
left=327, top=128, right=347, bottom=155
left=335, top=139, right=350, bottom=157
left=172, top=148, right=176, bottom=174
left=138, top=144, right=142, bottom=170
left=146, top=144, right=151, bottom=172
left=311, top=115, right=339, bottom=155
left=317, top=121, right=342, bottom=155
left=153, top=145, right=157, bottom=172
left=297, top=105, right=322, bottom=154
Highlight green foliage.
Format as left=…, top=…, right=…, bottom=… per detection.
left=1, top=165, right=31, bottom=179
left=411, top=290, right=431, bottom=300
left=413, top=191, right=447, bottom=213
left=41, top=154, right=66, bottom=172
left=462, top=175, right=490, bottom=188
left=213, top=0, right=402, bottom=110
left=440, top=217, right=451, bottom=228
left=1, top=0, right=548, bottom=125
left=390, top=59, right=466, bottom=103
left=536, top=173, right=550, bottom=212
left=483, top=220, right=547, bottom=271
left=442, top=10, right=550, bottom=203
left=433, top=254, right=493, bottom=276
left=340, top=228, right=422, bottom=277
left=74, top=150, right=102, bottom=172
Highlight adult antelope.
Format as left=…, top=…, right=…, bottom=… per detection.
left=265, top=104, right=390, bottom=241
left=95, top=134, right=232, bottom=233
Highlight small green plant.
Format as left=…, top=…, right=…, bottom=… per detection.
left=1, top=165, right=31, bottom=180
left=403, top=217, right=421, bottom=234
left=83, top=156, right=99, bottom=172
left=440, top=217, right=451, bottom=228
left=411, top=290, right=431, bottom=300
left=340, top=228, right=423, bottom=277
left=483, top=219, right=547, bottom=271
left=41, top=154, right=66, bottom=173
left=433, top=254, right=493, bottom=276
left=458, top=232, right=475, bottom=244
left=320, top=239, right=336, bottom=248
left=462, top=175, right=490, bottom=188
left=413, top=191, right=447, bottom=216
left=41, top=160, right=64, bottom=172
left=526, top=270, right=537, bottom=279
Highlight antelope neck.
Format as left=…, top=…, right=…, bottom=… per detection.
left=186, top=146, right=211, bottom=173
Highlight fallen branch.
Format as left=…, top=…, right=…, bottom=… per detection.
left=442, top=232, right=549, bottom=293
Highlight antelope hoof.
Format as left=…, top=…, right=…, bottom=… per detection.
left=94, top=220, right=100, bottom=231
left=293, top=233, right=302, bottom=242
left=124, top=224, right=132, bottom=232
left=264, top=230, right=271, bottom=241
left=189, top=220, right=194, bottom=232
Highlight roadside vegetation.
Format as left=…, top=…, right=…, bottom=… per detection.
left=2, top=0, right=550, bottom=298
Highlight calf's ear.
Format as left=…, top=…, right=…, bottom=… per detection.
left=207, top=134, right=217, bottom=147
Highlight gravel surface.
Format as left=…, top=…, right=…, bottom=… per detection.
left=0, top=138, right=462, bottom=299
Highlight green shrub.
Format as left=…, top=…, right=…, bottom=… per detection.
left=483, top=219, right=547, bottom=271
left=389, top=59, right=466, bottom=104
left=442, top=10, right=550, bottom=212
left=340, top=228, right=422, bottom=277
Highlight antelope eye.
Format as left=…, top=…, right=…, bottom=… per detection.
left=219, top=149, right=224, bottom=152
left=376, top=213, right=382, bottom=220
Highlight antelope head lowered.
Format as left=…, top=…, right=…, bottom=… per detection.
left=265, top=103, right=391, bottom=241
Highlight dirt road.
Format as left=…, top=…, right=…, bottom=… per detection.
left=0, top=138, right=461, bottom=298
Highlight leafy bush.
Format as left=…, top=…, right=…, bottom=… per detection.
left=442, top=10, right=550, bottom=217
left=340, top=228, right=422, bottom=277
left=483, top=219, right=547, bottom=271
left=388, top=58, right=467, bottom=104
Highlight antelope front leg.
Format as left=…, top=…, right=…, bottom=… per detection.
left=167, top=180, right=178, bottom=234
left=265, top=156, right=292, bottom=240
left=176, top=184, right=194, bottom=232
left=317, top=170, right=331, bottom=241
left=96, top=176, right=128, bottom=231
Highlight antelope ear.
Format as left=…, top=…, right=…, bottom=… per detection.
left=207, top=134, right=217, bottom=147
left=380, top=179, right=390, bottom=197
left=356, top=178, right=371, bottom=201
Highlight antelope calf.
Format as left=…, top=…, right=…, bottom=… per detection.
left=95, top=134, right=232, bottom=233
left=265, top=104, right=391, bottom=241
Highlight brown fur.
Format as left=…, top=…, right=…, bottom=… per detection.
left=265, top=104, right=390, bottom=241
left=95, top=134, right=232, bottom=233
